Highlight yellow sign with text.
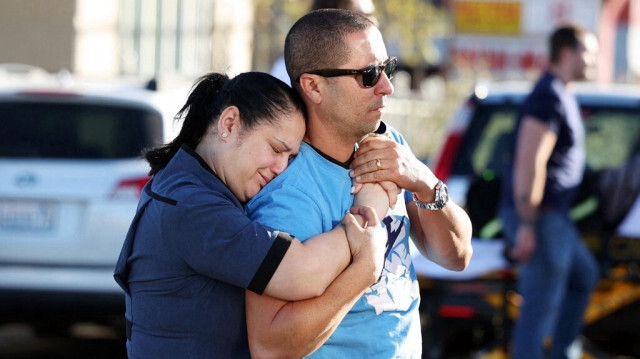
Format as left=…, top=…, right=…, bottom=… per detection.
left=454, top=1, right=521, bottom=35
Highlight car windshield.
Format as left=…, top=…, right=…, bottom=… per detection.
left=0, top=101, right=163, bottom=159
left=453, top=101, right=640, bottom=179
left=452, top=103, right=517, bottom=179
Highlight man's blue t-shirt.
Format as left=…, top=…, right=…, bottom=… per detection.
left=502, top=72, right=586, bottom=210
left=113, top=146, right=291, bottom=359
left=246, top=124, right=422, bottom=358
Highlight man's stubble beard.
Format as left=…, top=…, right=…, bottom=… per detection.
left=329, top=114, right=379, bottom=146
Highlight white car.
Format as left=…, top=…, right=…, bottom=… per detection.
left=0, top=72, right=178, bottom=334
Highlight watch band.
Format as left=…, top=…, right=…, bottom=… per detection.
left=413, top=180, right=448, bottom=210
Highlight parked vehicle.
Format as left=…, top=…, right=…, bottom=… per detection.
left=416, top=81, right=640, bottom=358
left=0, top=67, right=179, bottom=334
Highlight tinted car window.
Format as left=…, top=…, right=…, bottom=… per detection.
left=454, top=102, right=640, bottom=178
left=582, top=106, right=640, bottom=170
left=452, top=103, right=517, bottom=180
left=0, top=101, right=163, bottom=159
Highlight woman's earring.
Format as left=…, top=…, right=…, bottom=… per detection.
left=221, top=132, right=228, bottom=138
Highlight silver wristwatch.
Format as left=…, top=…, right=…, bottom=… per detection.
left=413, top=180, right=449, bottom=210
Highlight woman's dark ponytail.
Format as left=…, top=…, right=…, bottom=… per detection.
left=145, top=73, right=229, bottom=175
left=144, top=71, right=305, bottom=176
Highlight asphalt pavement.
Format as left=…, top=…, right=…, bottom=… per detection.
left=0, top=323, right=125, bottom=359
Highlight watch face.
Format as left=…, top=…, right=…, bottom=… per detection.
left=437, top=183, right=449, bottom=208
left=414, top=180, right=449, bottom=210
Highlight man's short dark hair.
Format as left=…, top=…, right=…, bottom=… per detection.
left=549, top=24, right=588, bottom=64
left=311, top=0, right=362, bottom=11
left=284, top=9, right=375, bottom=89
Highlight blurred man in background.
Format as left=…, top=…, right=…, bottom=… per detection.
left=499, top=24, right=600, bottom=359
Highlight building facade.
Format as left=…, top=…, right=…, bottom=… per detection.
left=0, top=0, right=254, bottom=84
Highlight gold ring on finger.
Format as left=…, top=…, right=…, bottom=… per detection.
left=376, top=159, right=382, bottom=171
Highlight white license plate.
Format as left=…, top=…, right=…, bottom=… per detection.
left=0, top=200, right=56, bottom=231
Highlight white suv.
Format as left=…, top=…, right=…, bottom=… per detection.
left=0, top=69, right=178, bottom=333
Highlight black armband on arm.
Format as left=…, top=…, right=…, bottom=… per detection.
left=247, top=231, right=294, bottom=295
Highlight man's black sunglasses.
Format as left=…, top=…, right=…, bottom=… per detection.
left=297, top=57, right=397, bottom=88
